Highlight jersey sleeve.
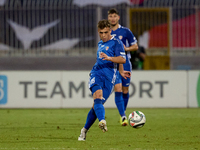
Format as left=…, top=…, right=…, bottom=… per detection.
left=114, top=38, right=126, bottom=59
left=126, top=28, right=137, bottom=46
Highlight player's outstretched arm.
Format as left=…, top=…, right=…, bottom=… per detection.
left=124, top=43, right=138, bottom=52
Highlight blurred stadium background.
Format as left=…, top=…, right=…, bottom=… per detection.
left=0, top=0, right=200, bottom=70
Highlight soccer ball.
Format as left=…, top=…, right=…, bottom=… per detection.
left=128, top=111, right=146, bottom=129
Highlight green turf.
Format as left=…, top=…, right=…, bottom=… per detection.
left=0, top=108, right=199, bottom=150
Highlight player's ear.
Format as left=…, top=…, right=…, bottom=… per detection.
left=118, top=15, right=120, bottom=20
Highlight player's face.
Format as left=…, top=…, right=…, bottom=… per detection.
left=108, top=13, right=120, bottom=26
left=98, top=27, right=112, bottom=42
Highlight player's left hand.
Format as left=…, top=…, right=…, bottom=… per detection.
left=120, top=71, right=131, bottom=79
left=100, top=52, right=111, bottom=61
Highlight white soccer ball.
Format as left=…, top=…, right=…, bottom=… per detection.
left=128, top=111, right=146, bottom=129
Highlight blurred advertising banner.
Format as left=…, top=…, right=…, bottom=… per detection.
left=0, top=71, right=192, bottom=108
left=188, top=71, right=200, bottom=107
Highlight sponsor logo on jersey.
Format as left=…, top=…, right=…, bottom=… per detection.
left=119, top=35, right=123, bottom=40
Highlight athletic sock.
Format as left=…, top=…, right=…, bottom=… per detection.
left=115, top=92, right=125, bottom=117
left=123, top=93, right=129, bottom=111
left=93, top=98, right=105, bottom=121
left=84, top=108, right=97, bottom=130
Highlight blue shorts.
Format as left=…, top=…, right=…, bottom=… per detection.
left=89, top=73, right=114, bottom=104
left=114, top=70, right=131, bottom=87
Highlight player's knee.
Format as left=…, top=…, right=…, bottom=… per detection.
left=114, top=84, right=122, bottom=92
left=93, top=90, right=103, bottom=99
left=95, top=94, right=102, bottom=99
left=122, top=87, right=129, bottom=94
left=123, top=89, right=129, bottom=94
left=115, top=88, right=122, bottom=92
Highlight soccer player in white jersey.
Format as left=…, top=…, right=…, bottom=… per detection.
left=108, top=8, right=138, bottom=126
left=78, top=19, right=128, bottom=141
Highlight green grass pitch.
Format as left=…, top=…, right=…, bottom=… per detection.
left=0, top=108, right=200, bottom=150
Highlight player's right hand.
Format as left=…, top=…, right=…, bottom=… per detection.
left=120, top=71, right=131, bottom=79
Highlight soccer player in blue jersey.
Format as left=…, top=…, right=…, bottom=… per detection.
left=78, top=19, right=127, bottom=141
left=108, top=8, right=138, bottom=126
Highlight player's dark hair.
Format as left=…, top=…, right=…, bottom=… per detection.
left=108, top=8, right=119, bottom=15
left=97, top=19, right=111, bottom=29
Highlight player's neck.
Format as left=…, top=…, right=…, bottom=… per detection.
left=111, top=24, right=119, bottom=31
left=109, top=35, right=112, bottom=41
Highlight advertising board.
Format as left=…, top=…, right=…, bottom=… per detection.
left=0, top=71, right=188, bottom=108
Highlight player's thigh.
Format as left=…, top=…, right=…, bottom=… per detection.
left=102, top=79, right=114, bottom=104
left=122, top=75, right=131, bottom=87
left=89, top=74, right=103, bottom=94
left=122, top=76, right=130, bottom=94
left=114, top=71, right=122, bottom=85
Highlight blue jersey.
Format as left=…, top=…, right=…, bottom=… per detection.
left=90, top=36, right=126, bottom=84
left=111, top=25, right=137, bottom=71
